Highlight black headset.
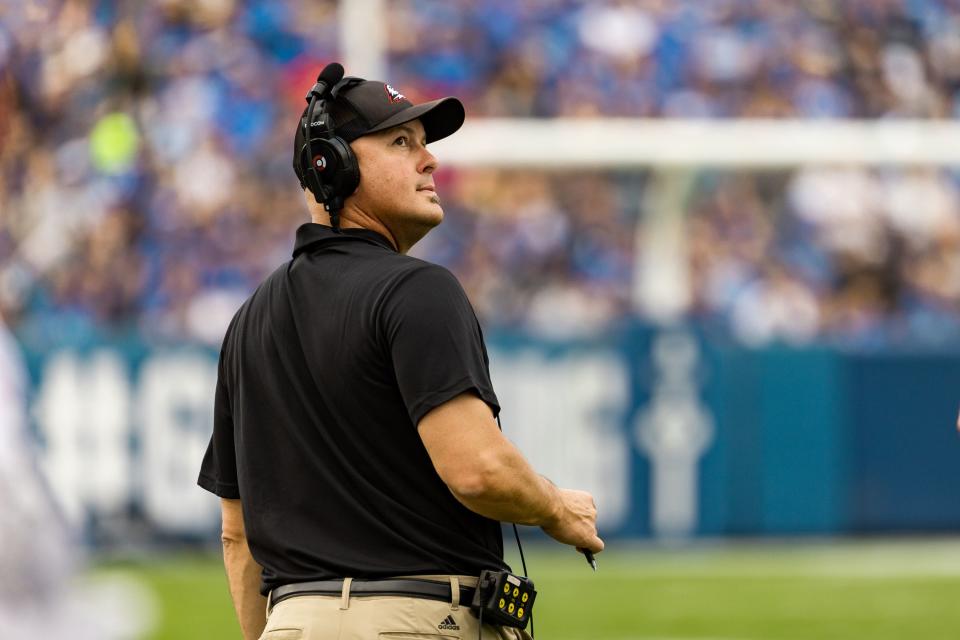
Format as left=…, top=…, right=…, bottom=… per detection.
left=297, top=63, right=361, bottom=231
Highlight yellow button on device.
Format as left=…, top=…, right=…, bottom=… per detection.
left=499, top=598, right=506, bottom=609
left=503, top=584, right=510, bottom=594
left=513, top=588, right=520, bottom=598
left=508, top=603, right=516, bottom=614
left=517, top=607, right=525, bottom=618
left=521, top=593, right=529, bottom=603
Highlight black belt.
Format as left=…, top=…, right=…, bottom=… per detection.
left=270, top=578, right=477, bottom=610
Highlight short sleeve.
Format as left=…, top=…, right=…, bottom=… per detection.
left=197, top=345, right=241, bottom=499
left=383, top=264, right=500, bottom=426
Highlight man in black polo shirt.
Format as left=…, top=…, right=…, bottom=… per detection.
left=198, top=65, right=603, bottom=640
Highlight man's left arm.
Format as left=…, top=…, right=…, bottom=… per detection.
left=221, top=498, right=267, bottom=640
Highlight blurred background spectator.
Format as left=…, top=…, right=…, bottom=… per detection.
left=0, top=309, right=151, bottom=637
left=1, top=0, right=958, bottom=350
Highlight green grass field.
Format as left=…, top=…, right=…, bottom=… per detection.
left=93, top=538, right=960, bottom=639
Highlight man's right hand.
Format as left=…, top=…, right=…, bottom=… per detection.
left=541, top=488, right=604, bottom=553
left=419, top=393, right=606, bottom=553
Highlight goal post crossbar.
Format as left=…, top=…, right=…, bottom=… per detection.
left=431, top=119, right=960, bottom=168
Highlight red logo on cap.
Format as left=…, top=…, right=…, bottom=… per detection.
left=384, top=84, right=406, bottom=103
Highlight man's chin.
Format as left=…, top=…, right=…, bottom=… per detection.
left=398, top=207, right=443, bottom=253
left=416, top=204, right=444, bottom=228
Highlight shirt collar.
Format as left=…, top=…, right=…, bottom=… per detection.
left=292, top=223, right=397, bottom=258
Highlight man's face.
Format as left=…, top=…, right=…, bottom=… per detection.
left=348, top=119, right=442, bottom=248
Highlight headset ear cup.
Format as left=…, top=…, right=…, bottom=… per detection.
left=320, top=136, right=359, bottom=198
left=298, top=139, right=325, bottom=199
left=302, top=136, right=360, bottom=202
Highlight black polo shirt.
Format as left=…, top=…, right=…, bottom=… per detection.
left=198, top=223, right=508, bottom=594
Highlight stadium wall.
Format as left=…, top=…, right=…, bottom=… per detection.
left=18, top=327, right=960, bottom=546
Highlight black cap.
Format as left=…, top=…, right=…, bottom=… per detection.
left=294, top=74, right=465, bottom=186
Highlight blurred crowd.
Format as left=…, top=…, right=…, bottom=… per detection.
left=389, top=0, right=960, bottom=119
left=1, top=0, right=958, bottom=350
left=688, top=168, right=960, bottom=347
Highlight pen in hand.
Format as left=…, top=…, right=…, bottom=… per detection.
left=581, top=548, right=597, bottom=571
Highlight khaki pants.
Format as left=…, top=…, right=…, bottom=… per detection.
left=259, top=576, right=533, bottom=640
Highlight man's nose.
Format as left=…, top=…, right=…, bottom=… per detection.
left=420, top=148, right=438, bottom=173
